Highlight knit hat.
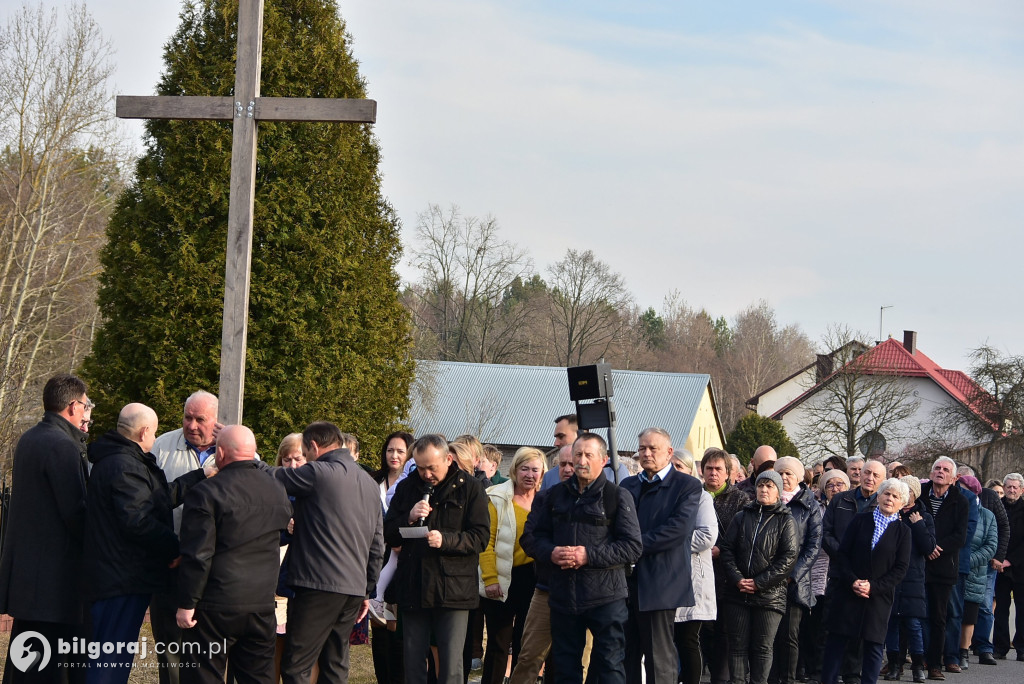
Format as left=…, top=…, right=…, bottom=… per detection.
left=774, top=456, right=805, bottom=481
left=756, top=469, right=784, bottom=492
left=899, top=475, right=921, bottom=501
left=959, top=475, right=982, bottom=496
left=819, top=469, right=850, bottom=491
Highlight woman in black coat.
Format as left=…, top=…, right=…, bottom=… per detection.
left=720, top=470, right=799, bottom=684
left=883, top=476, right=935, bottom=683
left=822, top=478, right=912, bottom=684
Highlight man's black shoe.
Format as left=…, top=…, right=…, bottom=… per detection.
left=1017, top=651, right=1024, bottom=662
left=978, top=653, right=997, bottom=665
left=994, top=651, right=1007, bottom=660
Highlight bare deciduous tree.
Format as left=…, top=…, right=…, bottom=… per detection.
left=927, top=344, right=1024, bottom=478
left=546, top=249, right=632, bottom=366
left=0, top=2, right=126, bottom=468
left=794, top=325, right=920, bottom=461
left=407, top=204, right=535, bottom=363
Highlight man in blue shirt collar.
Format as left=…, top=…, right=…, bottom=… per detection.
left=621, top=428, right=703, bottom=684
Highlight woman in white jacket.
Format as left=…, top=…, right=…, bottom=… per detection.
left=478, top=447, right=547, bottom=684
left=675, top=489, right=719, bottom=684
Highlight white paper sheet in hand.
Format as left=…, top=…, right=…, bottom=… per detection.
left=399, top=526, right=430, bottom=539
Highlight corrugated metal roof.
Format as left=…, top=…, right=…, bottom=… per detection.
left=407, top=360, right=721, bottom=452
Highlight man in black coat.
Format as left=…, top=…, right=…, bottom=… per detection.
left=521, top=433, right=642, bottom=684
left=0, top=374, right=92, bottom=684
left=919, top=457, right=969, bottom=680
left=384, top=434, right=490, bottom=684
left=175, top=425, right=292, bottom=683
left=994, top=473, right=1024, bottom=660
left=83, top=403, right=209, bottom=679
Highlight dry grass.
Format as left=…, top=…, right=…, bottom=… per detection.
left=0, top=623, right=378, bottom=684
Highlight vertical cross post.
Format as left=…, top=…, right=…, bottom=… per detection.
left=219, top=0, right=264, bottom=425
left=116, top=0, right=376, bottom=426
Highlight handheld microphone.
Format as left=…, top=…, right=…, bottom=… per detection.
left=417, top=485, right=434, bottom=526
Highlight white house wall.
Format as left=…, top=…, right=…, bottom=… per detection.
left=780, top=376, right=980, bottom=463
left=755, top=368, right=818, bottom=418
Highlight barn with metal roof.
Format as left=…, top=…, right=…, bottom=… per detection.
left=407, top=360, right=726, bottom=458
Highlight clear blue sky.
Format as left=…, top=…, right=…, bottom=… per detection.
left=8, top=0, right=1023, bottom=370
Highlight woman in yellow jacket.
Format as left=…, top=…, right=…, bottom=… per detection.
left=479, top=447, right=547, bottom=684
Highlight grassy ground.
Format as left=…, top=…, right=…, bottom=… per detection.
left=0, top=623, right=378, bottom=684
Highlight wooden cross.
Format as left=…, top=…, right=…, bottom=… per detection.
left=117, top=0, right=376, bottom=425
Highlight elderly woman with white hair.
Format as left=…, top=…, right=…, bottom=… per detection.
left=882, top=475, right=936, bottom=683
left=821, top=478, right=912, bottom=684
left=769, top=457, right=822, bottom=684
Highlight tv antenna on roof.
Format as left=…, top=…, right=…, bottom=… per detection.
left=878, top=305, right=893, bottom=345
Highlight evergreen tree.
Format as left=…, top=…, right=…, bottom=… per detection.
left=82, top=0, right=413, bottom=464
left=727, top=412, right=799, bottom=466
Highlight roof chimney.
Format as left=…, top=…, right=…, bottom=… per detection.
left=903, top=330, right=917, bottom=355
left=816, top=354, right=833, bottom=382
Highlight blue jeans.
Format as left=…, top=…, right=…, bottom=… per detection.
left=885, top=614, right=924, bottom=655
left=550, top=599, right=628, bottom=684
left=971, top=567, right=997, bottom=654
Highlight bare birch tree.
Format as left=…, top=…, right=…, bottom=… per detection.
left=0, top=2, right=125, bottom=469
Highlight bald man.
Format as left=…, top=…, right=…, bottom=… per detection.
left=175, top=426, right=292, bottom=683
left=82, top=403, right=211, bottom=682
left=737, top=445, right=778, bottom=497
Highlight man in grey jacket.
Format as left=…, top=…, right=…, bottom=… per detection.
left=274, top=421, right=384, bottom=684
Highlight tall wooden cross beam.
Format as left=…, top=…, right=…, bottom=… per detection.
left=117, top=0, right=376, bottom=425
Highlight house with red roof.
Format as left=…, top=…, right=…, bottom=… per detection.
left=747, top=331, right=994, bottom=463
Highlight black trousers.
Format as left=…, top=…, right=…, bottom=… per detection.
left=724, top=604, right=783, bottom=684
left=770, top=601, right=805, bottom=684
left=370, top=621, right=404, bottom=684
left=550, top=600, right=628, bottom=684
left=993, top=574, right=1024, bottom=654
left=700, top=598, right=732, bottom=684
left=180, top=609, right=276, bottom=684
left=800, top=595, right=828, bottom=680
left=481, top=564, right=536, bottom=684
left=821, top=635, right=883, bottom=684
left=281, top=589, right=364, bottom=684
left=925, top=582, right=953, bottom=668
left=149, top=590, right=184, bottom=684
left=674, top=620, right=704, bottom=684
left=624, top=607, right=677, bottom=684
left=2, top=618, right=86, bottom=684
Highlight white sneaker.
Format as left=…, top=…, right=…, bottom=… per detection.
left=367, top=598, right=387, bottom=627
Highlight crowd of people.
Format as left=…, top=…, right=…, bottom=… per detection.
left=0, top=373, right=1022, bottom=684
